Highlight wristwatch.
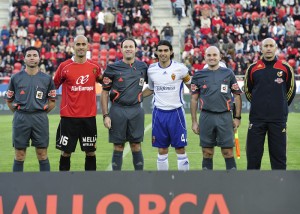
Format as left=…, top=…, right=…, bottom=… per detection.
left=234, top=116, right=241, bottom=120
left=103, top=114, right=110, bottom=120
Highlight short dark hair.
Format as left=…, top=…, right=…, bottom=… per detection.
left=121, top=38, right=137, bottom=48
left=155, top=40, right=174, bottom=59
left=24, top=46, right=40, bottom=57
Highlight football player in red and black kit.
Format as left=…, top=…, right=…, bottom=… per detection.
left=54, top=35, right=102, bottom=171
left=244, top=38, right=296, bottom=170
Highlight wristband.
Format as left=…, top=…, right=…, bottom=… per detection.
left=103, top=114, right=109, bottom=120
left=234, top=116, right=241, bottom=120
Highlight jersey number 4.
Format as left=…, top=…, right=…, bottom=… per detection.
left=59, top=136, right=69, bottom=146
left=181, top=134, right=187, bottom=143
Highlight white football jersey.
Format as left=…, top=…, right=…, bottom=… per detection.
left=147, top=61, right=189, bottom=110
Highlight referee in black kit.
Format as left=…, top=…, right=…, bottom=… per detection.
left=101, top=38, right=148, bottom=171
left=244, top=38, right=296, bottom=170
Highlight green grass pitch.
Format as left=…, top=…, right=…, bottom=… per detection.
left=0, top=113, right=299, bottom=172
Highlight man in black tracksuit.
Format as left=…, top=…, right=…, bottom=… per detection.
left=244, top=38, right=296, bottom=170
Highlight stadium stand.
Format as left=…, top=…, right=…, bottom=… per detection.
left=1, top=0, right=154, bottom=79
left=0, top=0, right=299, bottom=81
left=183, top=0, right=300, bottom=76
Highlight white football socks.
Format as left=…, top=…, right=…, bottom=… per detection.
left=157, top=154, right=169, bottom=170
left=177, top=153, right=189, bottom=171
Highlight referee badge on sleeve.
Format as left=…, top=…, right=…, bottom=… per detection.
left=139, top=78, right=144, bottom=86
left=221, top=84, right=228, bottom=93
left=36, top=91, right=43, bottom=99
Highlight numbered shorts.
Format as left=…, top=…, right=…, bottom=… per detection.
left=56, top=117, right=97, bottom=153
left=109, top=103, right=144, bottom=144
left=13, top=111, right=49, bottom=149
left=152, top=107, right=187, bottom=148
left=199, top=111, right=234, bottom=148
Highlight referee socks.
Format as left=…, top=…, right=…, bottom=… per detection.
left=112, top=150, right=123, bottom=171
left=39, top=158, right=50, bottom=171
left=225, top=157, right=237, bottom=170
left=13, top=159, right=24, bottom=172
left=132, top=150, right=144, bottom=171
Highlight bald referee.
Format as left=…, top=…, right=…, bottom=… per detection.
left=5, top=46, right=56, bottom=172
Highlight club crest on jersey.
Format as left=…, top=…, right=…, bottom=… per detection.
left=6, top=90, right=14, bottom=98
left=171, top=73, right=176, bottom=80
left=103, top=77, right=111, bottom=85
left=277, top=71, right=283, bottom=77
left=274, top=78, right=283, bottom=84
left=231, top=83, right=240, bottom=90
left=93, top=68, right=97, bottom=74
left=191, top=84, right=197, bottom=92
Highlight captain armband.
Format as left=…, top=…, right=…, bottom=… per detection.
left=183, top=74, right=191, bottom=84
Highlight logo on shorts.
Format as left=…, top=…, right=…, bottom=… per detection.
left=191, top=84, right=197, bottom=92
left=231, top=83, right=240, bottom=91
left=20, top=90, right=25, bottom=95
left=274, top=78, right=283, bottom=84
left=202, top=84, right=207, bottom=89
left=282, top=128, right=286, bottom=132
left=171, top=73, right=176, bottom=81
left=152, top=136, right=155, bottom=144
left=6, top=90, right=14, bottom=98
left=76, top=75, right=89, bottom=85
left=103, top=77, right=111, bottom=85
left=248, top=123, right=253, bottom=130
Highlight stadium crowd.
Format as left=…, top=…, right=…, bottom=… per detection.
left=184, top=0, right=300, bottom=76
left=0, top=0, right=299, bottom=81
left=0, top=0, right=154, bottom=80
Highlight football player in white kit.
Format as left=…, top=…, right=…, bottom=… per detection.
left=143, top=40, right=191, bottom=171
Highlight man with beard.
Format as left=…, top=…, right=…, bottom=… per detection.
left=54, top=35, right=102, bottom=171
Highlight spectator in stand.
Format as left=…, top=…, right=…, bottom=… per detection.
left=206, top=33, right=218, bottom=46
left=161, top=22, right=174, bottom=44
left=185, top=34, right=195, bottom=46
left=294, top=3, right=300, bottom=20
left=184, top=24, right=194, bottom=39
left=251, top=23, right=260, bottom=41
left=174, top=0, right=185, bottom=24
left=201, top=24, right=212, bottom=38
left=182, top=39, right=194, bottom=60
left=211, top=14, right=224, bottom=31
left=104, top=8, right=115, bottom=34
left=235, top=40, right=244, bottom=54
left=201, top=15, right=211, bottom=29
left=192, top=5, right=201, bottom=28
